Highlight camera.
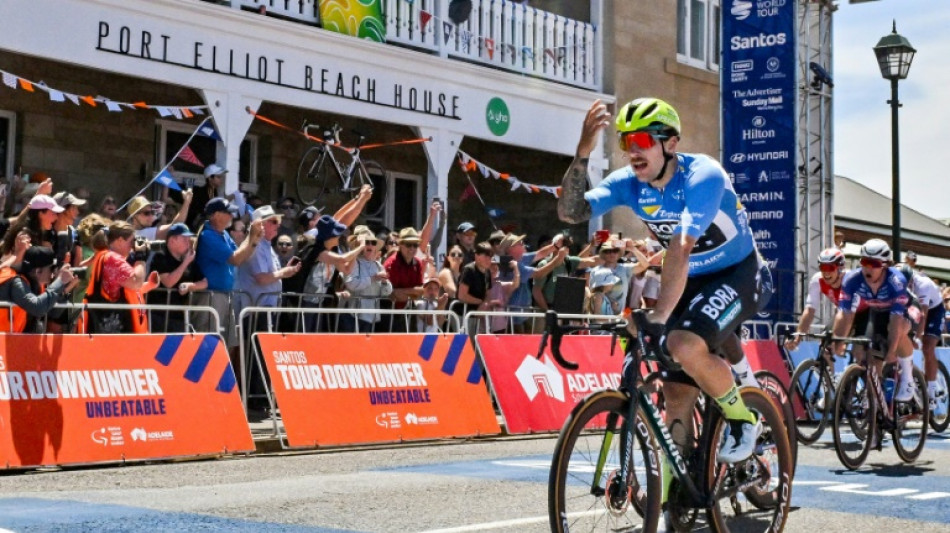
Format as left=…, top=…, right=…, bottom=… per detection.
left=498, top=254, right=514, bottom=275
left=135, top=237, right=166, bottom=253
left=71, top=266, right=88, bottom=280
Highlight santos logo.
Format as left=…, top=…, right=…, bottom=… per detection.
left=731, top=0, right=752, bottom=20
left=731, top=33, right=787, bottom=51
left=515, top=355, right=564, bottom=402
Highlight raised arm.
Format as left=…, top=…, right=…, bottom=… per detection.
left=558, top=100, right=610, bottom=224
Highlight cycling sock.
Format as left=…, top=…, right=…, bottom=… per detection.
left=929, top=380, right=938, bottom=396
left=730, top=357, right=758, bottom=389
left=898, top=356, right=914, bottom=386
left=715, top=385, right=757, bottom=424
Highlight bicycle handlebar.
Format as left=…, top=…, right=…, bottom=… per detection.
left=537, top=309, right=680, bottom=372
left=788, top=330, right=872, bottom=346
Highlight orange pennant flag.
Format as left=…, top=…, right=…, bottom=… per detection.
left=182, top=108, right=193, bottom=118
left=499, top=173, right=510, bottom=180
left=80, top=95, right=97, bottom=107
left=530, top=186, right=540, bottom=193
left=132, top=101, right=149, bottom=109
left=18, top=79, right=34, bottom=92
left=466, top=160, right=478, bottom=173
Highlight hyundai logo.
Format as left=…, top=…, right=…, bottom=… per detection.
left=730, top=153, right=747, bottom=164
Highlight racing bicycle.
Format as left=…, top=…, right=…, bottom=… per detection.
left=543, top=310, right=792, bottom=533
left=295, top=122, right=387, bottom=216
left=832, top=339, right=930, bottom=470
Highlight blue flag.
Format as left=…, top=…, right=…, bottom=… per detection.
left=155, top=168, right=182, bottom=190
left=195, top=122, right=222, bottom=141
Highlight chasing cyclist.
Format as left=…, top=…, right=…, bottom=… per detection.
left=832, top=239, right=917, bottom=404
left=786, top=247, right=848, bottom=351
left=558, top=98, right=762, bottom=463
left=898, top=262, right=947, bottom=415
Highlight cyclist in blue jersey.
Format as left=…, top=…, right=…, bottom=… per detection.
left=558, top=98, right=762, bottom=463
left=832, top=239, right=917, bottom=402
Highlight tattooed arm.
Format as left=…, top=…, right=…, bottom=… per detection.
left=558, top=100, right=612, bottom=224
left=557, top=158, right=592, bottom=224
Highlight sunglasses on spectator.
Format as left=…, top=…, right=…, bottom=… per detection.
left=449, top=252, right=464, bottom=258
left=362, top=239, right=378, bottom=246
left=277, top=242, right=293, bottom=247
left=229, top=226, right=246, bottom=233
left=402, top=242, right=420, bottom=248
left=265, top=218, right=281, bottom=225
left=818, top=263, right=839, bottom=273
left=860, top=257, right=885, bottom=269
left=618, top=131, right=669, bottom=151
left=279, top=204, right=294, bottom=210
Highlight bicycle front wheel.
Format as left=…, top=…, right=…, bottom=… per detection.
left=893, top=366, right=929, bottom=463
left=788, top=358, right=832, bottom=444
left=549, top=390, right=661, bottom=533
left=929, top=360, right=950, bottom=433
left=705, top=388, right=793, bottom=533
left=296, top=145, right=336, bottom=206
left=754, top=369, right=798, bottom=477
left=832, top=365, right=874, bottom=470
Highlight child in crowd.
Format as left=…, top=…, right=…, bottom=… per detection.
left=414, top=275, right=449, bottom=333
left=487, top=255, right=520, bottom=333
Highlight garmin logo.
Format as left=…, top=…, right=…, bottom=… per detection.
left=731, top=0, right=753, bottom=20
left=730, top=32, right=788, bottom=50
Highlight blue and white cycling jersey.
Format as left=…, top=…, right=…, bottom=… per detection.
left=838, top=267, right=909, bottom=316
left=585, top=153, right=755, bottom=275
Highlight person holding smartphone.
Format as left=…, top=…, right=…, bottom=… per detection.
left=147, top=223, right=207, bottom=333
left=342, top=231, right=393, bottom=332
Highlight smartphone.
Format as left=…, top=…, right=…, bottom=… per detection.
left=288, top=256, right=301, bottom=267
left=595, top=229, right=610, bottom=243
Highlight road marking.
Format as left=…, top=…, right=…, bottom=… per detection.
left=908, top=492, right=950, bottom=500
left=418, top=510, right=635, bottom=533
left=821, top=483, right=919, bottom=497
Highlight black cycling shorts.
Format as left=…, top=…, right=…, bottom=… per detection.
left=662, top=251, right=760, bottom=387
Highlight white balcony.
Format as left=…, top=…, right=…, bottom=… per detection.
left=221, top=0, right=600, bottom=90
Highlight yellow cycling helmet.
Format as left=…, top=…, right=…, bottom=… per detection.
left=615, top=98, right=681, bottom=136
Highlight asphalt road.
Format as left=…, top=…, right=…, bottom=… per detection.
left=1, top=427, right=950, bottom=532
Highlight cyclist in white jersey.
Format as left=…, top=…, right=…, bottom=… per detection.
left=898, top=263, right=947, bottom=413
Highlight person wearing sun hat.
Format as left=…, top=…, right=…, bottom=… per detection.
left=414, top=274, right=449, bottom=333
left=497, top=231, right=568, bottom=332
left=588, top=266, right=622, bottom=316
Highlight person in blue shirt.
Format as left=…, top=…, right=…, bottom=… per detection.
left=832, top=239, right=916, bottom=402
left=557, top=97, right=762, bottom=463
left=195, top=197, right=263, bottom=346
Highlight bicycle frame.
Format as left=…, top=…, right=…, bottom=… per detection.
left=302, top=123, right=366, bottom=191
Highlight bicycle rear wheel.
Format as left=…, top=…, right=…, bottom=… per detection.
left=929, top=360, right=950, bottom=433
left=893, top=366, right=929, bottom=463
left=788, top=358, right=832, bottom=444
left=754, top=370, right=798, bottom=477
left=296, top=145, right=337, bottom=207
left=832, top=365, right=874, bottom=470
left=357, top=159, right=387, bottom=218
left=705, top=388, right=792, bottom=533
left=549, top=390, right=661, bottom=533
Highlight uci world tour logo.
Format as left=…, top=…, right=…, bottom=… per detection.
left=486, top=97, right=510, bottom=136
left=731, top=0, right=752, bottom=20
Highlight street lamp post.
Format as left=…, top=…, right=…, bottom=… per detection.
left=873, top=21, right=915, bottom=262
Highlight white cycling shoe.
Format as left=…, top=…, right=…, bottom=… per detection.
left=895, top=381, right=917, bottom=403
left=718, top=419, right=763, bottom=464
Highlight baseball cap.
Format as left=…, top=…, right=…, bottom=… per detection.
left=165, top=223, right=195, bottom=239
left=52, top=191, right=88, bottom=207
left=21, top=246, right=57, bottom=271
left=27, top=194, right=65, bottom=213
left=456, top=222, right=476, bottom=234
left=204, top=197, right=235, bottom=216
left=906, top=251, right=918, bottom=261
left=203, top=164, right=227, bottom=178
left=297, top=206, right=322, bottom=226
left=423, top=275, right=442, bottom=288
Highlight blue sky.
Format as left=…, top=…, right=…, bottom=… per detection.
left=834, top=0, right=950, bottom=219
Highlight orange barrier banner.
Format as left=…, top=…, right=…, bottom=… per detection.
left=255, top=333, right=501, bottom=447
left=0, top=334, right=254, bottom=468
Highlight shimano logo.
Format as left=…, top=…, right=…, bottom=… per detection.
left=731, top=0, right=752, bottom=20
left=731, top=32, right=787, bottom=51
left=749, top=210, right=784, bottom=220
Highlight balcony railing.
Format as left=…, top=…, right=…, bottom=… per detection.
left=224, top=0, right=600, bottom=90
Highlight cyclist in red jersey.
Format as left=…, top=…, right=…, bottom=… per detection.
left=785, top=247, right=847, bottom=351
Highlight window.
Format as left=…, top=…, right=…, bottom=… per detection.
left=364, top=169, right=423, bottom=234
left=677, top=0, right=720, bottom=71
left=0, top=110, right=15, bottom=181
left=156, top=120, right=257, bottom=191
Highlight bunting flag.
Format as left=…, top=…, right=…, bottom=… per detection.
left=177, top=145, right=205, bottom=168
left=196, top=122, right=222, bottom=141
left=522, top=46, right=534, bottom=60
left=460, top=30, right=472, bottom=52
left=153, top=168, right=182, bottom=191
left=0, top=67, right=209, bottom=119
left=442, top=21, right=454, bottom=45
left=484, top=38, right=495, bottom=60
left=459, top=183, right=477, bottom=203
left=420, top=10, right=433, bottom=32
left=457, top=151, right=561, bottom=199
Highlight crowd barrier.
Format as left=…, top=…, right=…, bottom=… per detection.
left=0, top=331, right=253, bottom=469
